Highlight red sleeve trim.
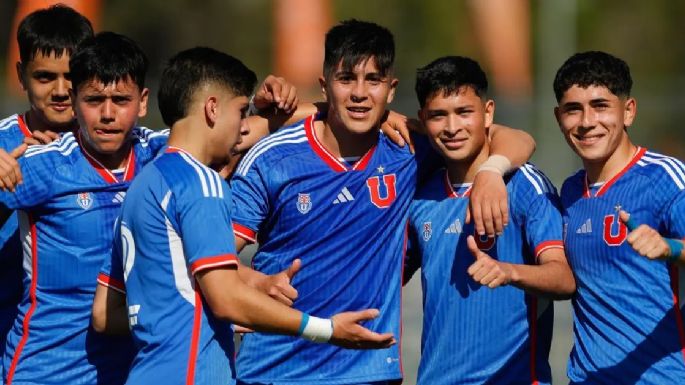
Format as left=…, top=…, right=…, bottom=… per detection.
left=97, top=273, right=126, bottom=294
left=534, top=240, right=564, bottom=258
left=190, top=254, right=239, bottom=275
left=233, top=223, right=257, bottom=244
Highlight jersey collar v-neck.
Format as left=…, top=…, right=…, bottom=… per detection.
left=78, top=132, right=136, bottom=183
left=303, top=114, right=376, bottom=172
left=583, top=146, right=646, bottom=198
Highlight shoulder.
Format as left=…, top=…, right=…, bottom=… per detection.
left=235, top=117, right=309, bottom=177
left=634, top=149, right=685, bottom=192
left=0, top=114, right=19, bottom=132
left=22, top=131, right=79, bottom=163
left=130, top=126, right=170, bottom=146
left=0, top=114, right=28, bottom=146
left=560, top=169, right=585, bottom=196
left=157, top=151, right=227, bottom=200
left=510, top=163, right=557, bottom=196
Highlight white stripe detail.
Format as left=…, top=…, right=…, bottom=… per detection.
left=163, top=191, right=195, bottom=305
left=24, top=135, right=78, bottom=158
left=528, top=164, right=556, bottom=192
left=239, top=125, right=304, bottom=171
left=520, top=165, right=544, bottom=194
left=238, top=128, right=307, bottom=176
left=341, top=187, right=354, bottom=201
left=640, top=155, right=685, bottom=190
left=179, top=152, right=210, bottom=197
left=18, top=211, right=32, bottom=280
left=643, top=153, right=685, bottom=189
left=0, top=114, right=18, bottom=131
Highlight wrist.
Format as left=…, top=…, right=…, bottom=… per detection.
left=298, top=313, right=333, bottom=343
left=666, top=238, right=684, bottom=263
left=477, top=154, right=512, bottom=176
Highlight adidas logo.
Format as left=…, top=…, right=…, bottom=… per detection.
left=333, top=187, right=354, bottom=204
left=576, top=219, right=592, bottom=234
left=445, top=219, right=463, bottom=234
left=112, top=192, right=126, bottom=204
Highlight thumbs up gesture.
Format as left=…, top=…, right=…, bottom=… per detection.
left=0, top=143, right=28, bottom=192
left=259, top=259, right=301, bottom=306
left=466, top=235, right=512, bottom=288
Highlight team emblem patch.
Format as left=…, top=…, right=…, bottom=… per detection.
left=422, top=222, right=432, bottom=241
left=297, top=193, right=312, bottom=214
left=76, top=192, right=93, bottom=210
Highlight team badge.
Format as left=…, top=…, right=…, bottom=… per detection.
left=422, top=222, right=432, bottom=241
left=297, top=193, right=312, bottom=214
left=76, top=192, right=93, bottom=210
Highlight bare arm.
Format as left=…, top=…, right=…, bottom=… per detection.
left=92, top=284, right=130, bottom=335
left=197, top=266, right=395, bottom=348
left=488, top=124, right=535, bottom=168
left=466, top=236, right=575, bottom=299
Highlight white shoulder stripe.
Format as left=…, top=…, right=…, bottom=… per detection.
left=639, top=155, right=685, bottom=190
left=237, top=130, right=308, bottom=176
left=24, top=135, right=78, bottom=158
left=238, top=125, right=305, bottom=174
left=519, top=164, right=550, bottom=195
left=178, top=151, right=224, bottom=198
left=0, top=114, right=18, bottom=131
left=644, top=152, right=685, bottom=177
left=527, top=164, right=556, bottom=192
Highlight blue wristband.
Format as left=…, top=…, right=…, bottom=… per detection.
left=666, top=239, right=683, bottom=262
left=624, top=217, right=638, bottom=232
left=297, top=313, right=309, bottom=336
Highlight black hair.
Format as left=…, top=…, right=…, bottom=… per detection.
left=323, top=19, right=395, bottom=79
left=17, top=4, right=93, bottom=64
left=158, top=47, right=257, bottom=127
left=69, top=31, right=148, bottom=93
left=415, top=56, right=488, bottom=108
left=553, top=51, right=632, bottom=102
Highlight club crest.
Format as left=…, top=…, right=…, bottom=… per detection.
left=422, top=221, right=432, bottom=241
left=76, top=192, right=93, bottom=210
left=297, top=193, right=312, bottom=214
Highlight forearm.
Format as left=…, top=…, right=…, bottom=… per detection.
left=488, top=124, right=535, bottom=167
left=507, top=260, right=575, bottom=299
left=92, top=285, right=130, bottom=335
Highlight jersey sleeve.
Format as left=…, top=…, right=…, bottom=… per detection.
left=0, top=152, right=54, bottom=209
left=662, top=191, right=685, bottom=239
left=229, top=158, right=271, bottom=244
left=513, top=165, right=565, bottom=260
left=97, top=217, right=126, bottom=294
left=175, top=178, right=239, bottom=276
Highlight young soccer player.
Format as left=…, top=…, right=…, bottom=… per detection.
left=554, top=51, right=685, bottom=384
left=404, top=56, right=575, bottom=385
left=230, top=19, right=536, bottom=384
left=0, top=3, right=93, bottom=368
left=95, top=46, right=395, bottom=385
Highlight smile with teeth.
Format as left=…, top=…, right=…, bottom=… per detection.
left=574, top=132, right=605, bottom=145
left=347, top=106, right=371, bottom=118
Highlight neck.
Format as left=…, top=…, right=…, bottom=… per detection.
left=584, top=137, right=637, bottom=183
left=167, top=118, right=212, bottom=166
left=319, top=117, right=379, bottom=159
left=446, top=144, right=490, bottom=185
left=81, top=134, right=131, bottom=170
left=24, top=109, right=76, bottom=134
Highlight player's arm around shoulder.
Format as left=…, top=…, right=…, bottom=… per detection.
left=92, top=283, right=129, bottom=335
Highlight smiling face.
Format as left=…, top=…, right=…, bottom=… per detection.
left=554, top=84, right=635, bottom=165
left=420, top=87, right=493, bottom=165
left=74, top=77, right=148, bottom=162
left=320, top=57, right=398, bottom=135
left=17, top=51, right=75, bottom=131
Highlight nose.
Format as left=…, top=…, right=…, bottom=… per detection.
left=445, top=114, right=460, bottom=135
left=52, top=77, right=69, bottom=101
left=101, top=99, right=115, bottom=122
left=350, top=79, right=367, bottom=102
left=581, top=106, right=597, bottom=128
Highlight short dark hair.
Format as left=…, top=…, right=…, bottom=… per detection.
left=69, top=32, right=148, bottom=93
left=553, top=51, right=632, bottom=102
left=158, top=47, right=257, bottom=127
left=323, top=19, right=395, bottom=79
left=415, top=56, right=488, bottom=108
left=17, top=4, right=93, bottom=64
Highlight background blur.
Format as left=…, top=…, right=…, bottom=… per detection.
left=2, top=1, right=685, bottom=384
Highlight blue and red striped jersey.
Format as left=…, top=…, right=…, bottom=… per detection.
left=406, top=165, right=563, bottom=385
left=99, top=147, right=239, bottom=385
left=230, top=115, right=436, bottom=384
left=0, top=114, right=31, bottom=365
left=0, top=127, right=167, bottom=385
left=562, top=147, right=685, bottom=385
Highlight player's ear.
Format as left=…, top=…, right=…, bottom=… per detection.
left=386, top=77, right=399, bottom=104
left=623, top=97, right=637, bottom=128
left=319, top=76, right=328, bottom=102
left=483, top=99, right=495, bottom=128
left=205, top=96, right=219, bottom=127
left=16, top=61, right=26, bottom=90
left=137, top=88, right=149, bottom=118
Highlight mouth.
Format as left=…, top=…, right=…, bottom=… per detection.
left=50, top=103, right=71, bottom=112
left=440, top=137, right=468, bottom=150
left=573, top=132, right=605, bottom=146
left=94, top=128, right=124, bottom=139
left=346, top=106, right=371, bottom=119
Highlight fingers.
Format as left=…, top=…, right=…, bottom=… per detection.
left=233, top=325, right=254, bottom=333
left=480, top=203, right=496, bottom=238
left=626, top=224, right=670, bottom=260
left=470, top=199, right=483, bottom=234
left=31, top=130, right=59, bottom=145
left=619, top=210, right=637, bottom=231
left=466, top=235, right=484, bottom=260
left=255, top=75, right=298, bottom=113
left=381, top=122, right=406, bottom=148
left=285, top=259, right=301, bottom=280
left=0, top=146, right=25, bottom=192
left=330, top=309, right=396, bottom=349
left=9, top=143, right=27, bottom=159
left=348, top=308, right=380, bottom=323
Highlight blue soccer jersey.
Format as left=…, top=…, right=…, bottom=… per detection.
left=0, top=114, right=31, bottom=364
left=407, top=165, right=563, bottom=385
left=98, top=147, right=239, bottom=385
left=561, top=147, right=685, bottom=385
left=1, top=128, right=168, bottom=385
left=231, top=115, right=435, bottom=384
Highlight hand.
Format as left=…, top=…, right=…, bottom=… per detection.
left=24, top=130, right=60, bottom=145
left=467, top=170, right=508, bottom=237
left=253, top=75, right=298, bottom=114
left=256, top=259, right=301, bottom=306
left=620, top=210, right=672, bottom=261
left=329, top=309, right=396, bottom=349
left=379, top=110, right=419, bottom=154
left=466, top=235, right=512, bottom=288
left=0, top=143, right=27, bottom=192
